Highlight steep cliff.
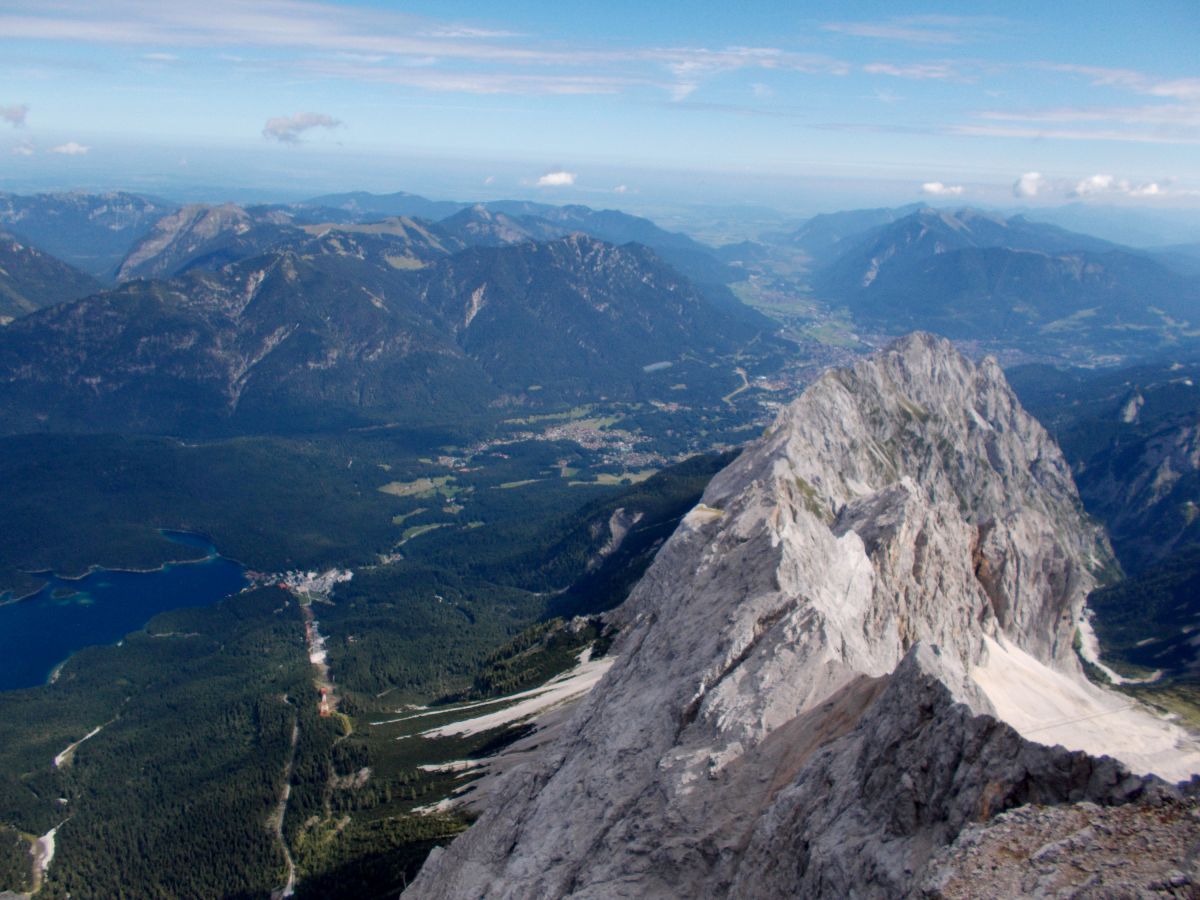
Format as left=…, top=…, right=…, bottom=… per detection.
left=408, top=333, right=1200, bottom=899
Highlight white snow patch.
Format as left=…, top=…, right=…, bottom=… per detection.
left=972, top=635, right=1200, bottom=783
left=413, top=797, right=457, bottom=815
left=420, top=652, right=614, bottom=739
left=417, top=759, right=487, bottom=774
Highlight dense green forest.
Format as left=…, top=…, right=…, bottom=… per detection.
left=0, top=824, right=31, bottom=893
left=1088, top=546, right=1200, bottom=677
left=0, top=444, right=729, bottom=897
left=0, top=588, right=307, bottom=897
left=0, top=433, right=408, bottom=598
left=322, top=451, right=732, bottom=698
left=0, top=398, right=758, bottom=600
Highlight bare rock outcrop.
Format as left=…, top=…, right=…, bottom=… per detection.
left=408, top=333, right=1200, bottom=899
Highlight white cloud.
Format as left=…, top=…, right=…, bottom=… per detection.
left=1, top=104, right=28, bottom=127
left=1010, top=170, right=1170, bottom=200
left=536, top=170, right=576, bottom=187
left=1071, top=173, right=1167, bottom=198
left=614, top=184, right=628, bottom=194
left=50, top=141, right=89, bottom=155
left=1073, top=174, right=1121, bottom=195
left=1013, top=172, right=1044, bottom=198
left=142, top=52, right=177, bottom=62
left=751, top=82, right=773, bottom=98
left=483, top=175, right=494, bottom=185
left=11, top=141, right=34, bottom=156
left=262, top=112, right=341, bottom=143
left=921, top=181, right=963, bottom=196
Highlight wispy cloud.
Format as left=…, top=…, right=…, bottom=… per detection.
left=977, top=104, right=1200, bottom=127
left=11, top=141, right=34, bottom=156
left=824, top=15, right=1004, bottom=45
left=921, top=181, right=963, bottom=196
left=652, top=46, right=848, bottom=100
left=953, top=123, right=1200, bottom=145
left=0, top=1, right=847, bottom=101
left=966, top=63, right=1200, bottom=149
left=50, top=141, right=89, bottom=155
left=863, top=62, right=957, bottom=81
left=1, top=104, right=28, bottom=127
left=536, top=170, right=576, bottom=187
left=418, top=25, right=524, bottom=39
left=262, top=112, right=341, bottom=143
left=1039, top=64, right=1200, bottom=101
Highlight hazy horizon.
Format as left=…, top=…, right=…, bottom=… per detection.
left=2, top=0, right=1198, bottom=217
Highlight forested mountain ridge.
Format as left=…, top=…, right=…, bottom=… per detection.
left=0, top=191, right=177, bottom=279
left=800, top=206, right=1200, bottom=359
left=0, top=232, right=777, bottom=435
left=0, top=230, right=101, bottom=323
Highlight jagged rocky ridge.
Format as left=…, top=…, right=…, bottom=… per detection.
left=408, top=333, right=1200, bottom=899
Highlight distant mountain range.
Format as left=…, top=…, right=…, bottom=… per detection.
left=0, top=231, right=775, bottom=435
left=759, top=205, right=1200, bottom=360
left=111, top=197, right=736, bottom=289
left=4, top=188, right=1196, bottom=374
left=0, top=191, right=177, bottom=279
left=0, top=189, right=735, bottom=297
left=0, top=230, right=100, bottom=323
left=762, top=202, right=924, bottom=262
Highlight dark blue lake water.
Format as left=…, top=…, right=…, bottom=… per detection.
left=0, top=531, right=247, bottom=691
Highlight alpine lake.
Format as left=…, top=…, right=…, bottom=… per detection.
left=0, top=531, right=247, bottom=691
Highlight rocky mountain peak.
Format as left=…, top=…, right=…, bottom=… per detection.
left=408, top=333, right=1200, bottom=899
left=706, top=331, right=1093, bottom=669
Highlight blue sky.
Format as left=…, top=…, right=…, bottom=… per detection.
left=1, top=0, right=1197, bottom=212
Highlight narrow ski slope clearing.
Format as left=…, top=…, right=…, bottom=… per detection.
left=373, top=648, right=612, bottom=740
left=269, top=719, right=300, bottom=900
left=360, top=647, right=614, bottom=819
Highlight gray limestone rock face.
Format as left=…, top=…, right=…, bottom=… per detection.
left=406, top=333, right=1192, bottom=899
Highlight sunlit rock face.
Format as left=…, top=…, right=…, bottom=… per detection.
left=408, top=333, right=1200, bottom=900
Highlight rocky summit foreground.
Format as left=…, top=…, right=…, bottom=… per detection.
left=408, top=333, right=1200, bottom=899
